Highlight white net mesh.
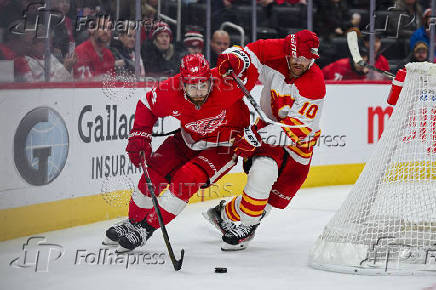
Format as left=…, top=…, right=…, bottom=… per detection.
left=309, top=62, right=436, bottom=275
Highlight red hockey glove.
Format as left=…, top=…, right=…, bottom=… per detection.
left=233, top=125, right=262, bottom=159
left=126, top=129, right=152, bottom=168
left=217, top=47, right=251, bottom=77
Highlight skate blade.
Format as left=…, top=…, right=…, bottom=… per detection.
left=220, top=242, right=248, bottom=251
left=102, top=237, right=119, bottom=247
left=115, top=245, right=133, bottom=253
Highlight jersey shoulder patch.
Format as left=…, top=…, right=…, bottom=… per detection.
left=295, top=64, right=326, bottom=100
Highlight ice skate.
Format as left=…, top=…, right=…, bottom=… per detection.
left=221, top=223, right=258, bottom=251
left=203, top=200, right=237, bottom=235
left=116, top=220, right=156, bottom=253
left=103, top=219, right=138, bottom=246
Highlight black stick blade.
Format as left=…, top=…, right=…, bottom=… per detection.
left=174, top=249, right=185, bottom=271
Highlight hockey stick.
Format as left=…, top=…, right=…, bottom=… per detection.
left=230, top=71, right=307, bottom=128
left=140, top=154, right=185, bottom=271
left=346, top=30, right=395, bottom=79
left=152, top=128, right=181, bottom=137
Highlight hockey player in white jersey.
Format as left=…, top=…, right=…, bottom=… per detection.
left=205, top=29, right=326, bottom=250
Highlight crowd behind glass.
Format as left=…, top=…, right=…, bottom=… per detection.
left=0, top=0, right=433, bottom=83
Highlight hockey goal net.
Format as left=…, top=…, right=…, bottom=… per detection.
left=309, top=62, right=436, bottom=275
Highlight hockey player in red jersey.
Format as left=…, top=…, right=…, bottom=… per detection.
left=103, top=53, right=257, bottom=251
left=205, top=30, right=326, bottom=250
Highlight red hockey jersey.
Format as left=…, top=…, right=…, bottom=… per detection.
left=133, top=66, right=258, bottom=150
left=0, top=44, right=32, bottom=81
left=322, top=55, right=390, bottom=81
left=244, top=38, right=326, bottom=164
left=322, top=58, right=365, bottom=81
left=73, top=40, right=114, bottom=80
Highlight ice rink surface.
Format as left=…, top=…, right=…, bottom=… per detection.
left=1, top=185, right=435, bottom=290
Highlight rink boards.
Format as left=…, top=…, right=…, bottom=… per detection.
left=0, top=81, right=391, bottom=240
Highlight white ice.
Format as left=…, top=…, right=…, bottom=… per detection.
left=1, top=185, right=435, bottom=290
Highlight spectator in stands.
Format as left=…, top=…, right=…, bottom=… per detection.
left=141, top=21, right=183, bottom=76
left=397, top=41, right=432, bottom=69
left=315, top=0, right=350, bottom=39
left=110, top=23, right=145, bottom=76
left=52, top=0, right=76, bottom=63
left=410, top=8, right=432, bottom=51
left=0, top=20, right=33, bottom=81
left=183, top=31, right=204, bottom=55
left=387, top=0, right=424, bottom=38
left=322, top=47, right=370, bottom=80
left=21, top=25, right=72, bottom=82
left=411, top=41, right=430, bottom=62
left=363, top=34, right=390, bottom=73
left=73, top=1, right=99, bottom=45
left=73, top=16, right=115, bottom=80
left=210, top=30, right=231, bottom=67
left=323, top=45, right=390, bottom=80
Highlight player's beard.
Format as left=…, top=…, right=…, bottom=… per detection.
left=183, top=80, right=212, bottom=109
left=96, top=35, right=109, bottom=46
left=289, top=63, right=308, bottom=78
left=286, top=56, right=310, bottom=78
left=185, top=92, right=209, bottom=108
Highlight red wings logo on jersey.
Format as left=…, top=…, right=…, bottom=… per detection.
left=184, top=110, right=227, bottom=135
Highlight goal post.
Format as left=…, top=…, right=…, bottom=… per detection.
left=309, top=62, right=436, bottom=275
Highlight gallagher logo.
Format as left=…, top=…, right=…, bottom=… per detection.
left=14, top=107, right=69, bottom=186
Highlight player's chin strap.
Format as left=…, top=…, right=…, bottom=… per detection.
left=230, top=71, right=308, bottom=129
left=140, top=152, right=185, bottom=271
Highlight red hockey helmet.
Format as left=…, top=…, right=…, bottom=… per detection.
left=180, top=54, right=212, bottom=108
left=180, top=53, right=211, bottom=84
left=284, top=29, right=320, bottom=60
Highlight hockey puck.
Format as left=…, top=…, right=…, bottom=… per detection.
left=214, top=267, right=227, bottom=273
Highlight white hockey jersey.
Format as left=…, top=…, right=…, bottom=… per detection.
left=24, top=54, right=72, bottom=82
left=244, top=38, right=326, bottom=164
